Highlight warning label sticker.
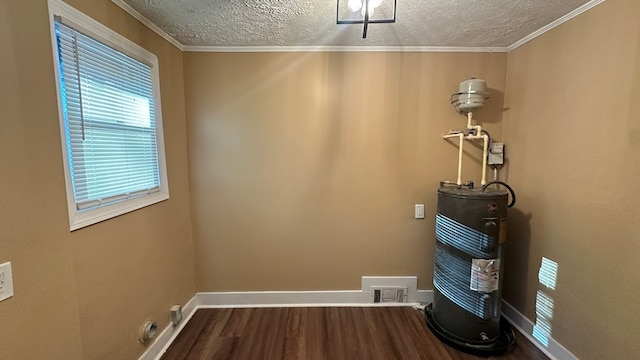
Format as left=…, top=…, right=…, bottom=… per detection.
left=470, top=259, right=500, bottom=292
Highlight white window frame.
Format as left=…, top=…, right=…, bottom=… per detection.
left=48, top=0, right=169, bottom=231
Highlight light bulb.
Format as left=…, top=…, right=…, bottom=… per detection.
left=348, top=0, right=362, bottom=12
left=369, top=0, right=382, bottom=9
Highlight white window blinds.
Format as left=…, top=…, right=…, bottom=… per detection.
left=54, top=19, right=162, bottom=211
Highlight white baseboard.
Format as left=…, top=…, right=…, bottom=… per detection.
left=195, top=289, right=433, bottom=308
left=138, top=289, right=432, bottom=360
left=138, top=296, right=199, bottom=360
left=138, top=291, right=575, bottom=360
left=501, top=300, right=578, bottom=360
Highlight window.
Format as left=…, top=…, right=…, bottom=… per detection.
left=48, top=0, right=169, bottom=230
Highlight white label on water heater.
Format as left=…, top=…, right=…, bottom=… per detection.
left=470, top=259, right=500, bottom=292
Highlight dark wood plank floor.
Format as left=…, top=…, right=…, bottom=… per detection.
left=161, top=307, right=549, bottom=360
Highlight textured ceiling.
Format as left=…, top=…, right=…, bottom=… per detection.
left=116, top=0, right=596, bottom=49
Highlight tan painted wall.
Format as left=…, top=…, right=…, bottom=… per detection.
left=184, top=52, right=507, bottom=291
left=502, top=0, right=640, bottom=359
left=0, top=1, right=195, bottom=359
left=0, top=2, right=84, bottom=357
left=5, top=0, right=633, bottom=358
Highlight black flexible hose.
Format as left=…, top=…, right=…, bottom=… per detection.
left=480, top=129, right=491, bottom=145
left=481, top=181, right=516, bottom=208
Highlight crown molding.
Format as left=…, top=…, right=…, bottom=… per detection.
left=508, top=0, right=607, bottom=51
left=110, top=0, right=184, bottom=51
left=182, top=45, right=508, bottom=53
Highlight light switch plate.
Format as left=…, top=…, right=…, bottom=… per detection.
left=0, top=262, right=14, bottom=302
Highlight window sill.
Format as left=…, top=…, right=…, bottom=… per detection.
left=69, top=190, right=169, bottom=231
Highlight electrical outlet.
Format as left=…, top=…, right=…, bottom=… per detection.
left=0, top=262, right=14, bottom=302
left=415, top=204, right=425, bottom=219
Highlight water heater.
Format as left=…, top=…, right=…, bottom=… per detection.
left=425, top=78, right=516, bottom=355
left=426, top=183, right=514, bottom=354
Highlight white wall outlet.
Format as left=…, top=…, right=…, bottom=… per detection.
left=415, top=204, right=425, bottom=219
left=0, top=262, right=14, bottom=302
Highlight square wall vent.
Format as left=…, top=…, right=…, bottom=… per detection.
left=373, top=286, right=408, bottom=303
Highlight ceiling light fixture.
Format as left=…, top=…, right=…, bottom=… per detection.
left=337, top=0, right=397, bottom=38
